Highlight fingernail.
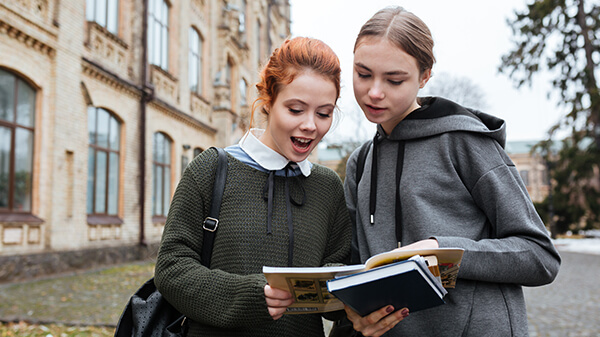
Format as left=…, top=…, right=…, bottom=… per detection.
left=400, top=308, right=409, bottom=316
left=386, top=305, right=394, bottom=313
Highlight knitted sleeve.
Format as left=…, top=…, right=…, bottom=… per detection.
left=154, top=148, right=272, bottom=329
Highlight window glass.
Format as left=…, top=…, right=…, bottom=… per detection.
left=96, top=107, right=109, bottom=148
left=95, top=151, right=107, bottom=213
left=189, top=28, right=200, bottom=93
left=87, top=0, right=119, bottom=34
left=87, top=107, right=120, bottom=215
left=95, top=0, right=107, bottom=27
left=152, top=132, right=171, bottom=216
left=88, top=106, right=96, bottom=145
left=107, top=0, right=118, bottom=33
left=87, top=149, right=95, bottom=213
left=0, top=126, right=10, bottom=209
left=109, top=116, right=120, bottom=150
left=148, top=0, right=169, bottom=69
left=14, top=128, right=33, bottom=212
left=239, top=78, right=247, bottom=106
left=86, top=0, right=95, bottom=21
left=108, top=152, right=119, bottom=214
left=16, top=78, right=35, bottom=127
left=163, top=166, right=170, bottom=214
left=0, top=69, right=15, bottom=122
left=0, top=70, right=36, bottom=213
left=155, top=165, right=163, bottom=215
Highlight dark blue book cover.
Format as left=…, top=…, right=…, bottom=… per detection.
left=326, top=259, right=446, bottom=316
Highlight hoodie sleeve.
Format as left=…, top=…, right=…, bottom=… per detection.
left=433, top=133, right=561, bottom=287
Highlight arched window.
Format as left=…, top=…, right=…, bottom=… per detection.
left=239, top=77, right=248, bottom=108
left=153, top=132, right=172, bottom=217
left=0, top=69, right=35, bottom=213
left=189, top=27, right=203, bottom=95
left=193, top=147, right=203, bottom=158
left=148, top=0, right=169, bottom=69
left=87, top=107, right=121, bottom=216
left=86, top=0, right=119, bottom=34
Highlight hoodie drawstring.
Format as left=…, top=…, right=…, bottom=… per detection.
left=369, top=133, right=405, bottom=244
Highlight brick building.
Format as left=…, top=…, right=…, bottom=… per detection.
left=0, top=0, right=290, bottom=282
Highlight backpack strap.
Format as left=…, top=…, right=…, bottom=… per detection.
left=201, top=147, right=228, bottom=268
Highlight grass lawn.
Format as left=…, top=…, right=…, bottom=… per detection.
left=0, top=261, right=155, bottom=336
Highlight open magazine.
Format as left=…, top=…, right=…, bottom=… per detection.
left=263, top=248, right=464, bottom=314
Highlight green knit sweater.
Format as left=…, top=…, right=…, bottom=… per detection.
left=155, top=148, right=352, bottom=337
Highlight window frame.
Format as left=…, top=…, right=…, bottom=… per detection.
left=152, top=132, right=172, bottom=218
left=0, top=69, right=36, bottom=215
left=189, top=27, right=204, bottom=95
left=86, top=106, right=122, bottom=217
left=86, top=0, right=120, bottom=35
left=148, top=0, right=170, bottom=70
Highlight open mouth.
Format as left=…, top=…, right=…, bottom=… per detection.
left=292, top=137, right=312, bottom=150
left=366, top=104, right=385, bottom=112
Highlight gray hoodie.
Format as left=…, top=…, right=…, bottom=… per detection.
left=344, top=97, right=560, bottom=336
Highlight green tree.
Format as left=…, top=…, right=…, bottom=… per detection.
left=500, top=0, right=600, bottom=233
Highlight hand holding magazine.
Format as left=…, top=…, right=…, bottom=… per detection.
left=263, top=248, right=464, bottom=314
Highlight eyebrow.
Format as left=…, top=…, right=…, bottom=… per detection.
left=284, top=98, right=335, bottom=109
left=355, top=62, right=409, bottom=76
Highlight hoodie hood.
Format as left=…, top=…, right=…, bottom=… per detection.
left=379, top=96, right=507, bottom=148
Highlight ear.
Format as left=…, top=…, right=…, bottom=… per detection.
left=419, top=69, right=432, bottom=89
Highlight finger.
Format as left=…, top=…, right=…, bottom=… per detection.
left=363, top=305, right=396, bottom=326
left=364, top=307, right=409, bottom=337
left=265, top=296, right=294, bottom=308
left=264, top=285, right=293, bottom=300
left=268, top=306, right=286, bottom=320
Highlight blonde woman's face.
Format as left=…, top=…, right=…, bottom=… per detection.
left=353, top=37, right=430, bottom=134
left=259, top=71, right=337, bottom=163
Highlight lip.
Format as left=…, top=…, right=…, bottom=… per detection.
left=365, top=104, right=386, bottom=115
left=291, top=136, right=314, bottom=154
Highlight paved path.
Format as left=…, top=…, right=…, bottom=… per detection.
left=524, top=251, right=600, bottom=337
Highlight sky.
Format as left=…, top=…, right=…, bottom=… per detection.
left=288, top=0, right=568, bottom=143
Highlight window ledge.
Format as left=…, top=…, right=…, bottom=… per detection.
left=0, top=213, right=44, bottom=224
left=152, top=215, right=167, bottom=225
left=87, top=215, right=124, bottom=225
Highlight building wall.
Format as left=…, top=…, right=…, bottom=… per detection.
left=0, top=0, right=290, bottom=282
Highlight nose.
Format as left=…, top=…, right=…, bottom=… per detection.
left=368, top=82, right=385, bottom=100
left=300, top=113, right=317, bottom=132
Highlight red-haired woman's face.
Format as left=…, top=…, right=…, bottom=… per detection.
left=259, top=71, right=336, bottom=163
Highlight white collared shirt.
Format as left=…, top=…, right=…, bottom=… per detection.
left=225, top=129, right=312, bottom=177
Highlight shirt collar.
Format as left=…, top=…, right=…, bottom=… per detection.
left=239, top=129, right=312, bottom=177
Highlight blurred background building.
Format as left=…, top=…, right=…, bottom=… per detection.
left=0, top=0, right=290, bottom=282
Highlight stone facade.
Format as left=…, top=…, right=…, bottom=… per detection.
left=0, top=0, right=290, bottom=283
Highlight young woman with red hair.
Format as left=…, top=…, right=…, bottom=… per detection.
left=154, top=37, right=352, bottom=336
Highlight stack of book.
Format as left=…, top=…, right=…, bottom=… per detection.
left=263, top=248, right=464, bottom=315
